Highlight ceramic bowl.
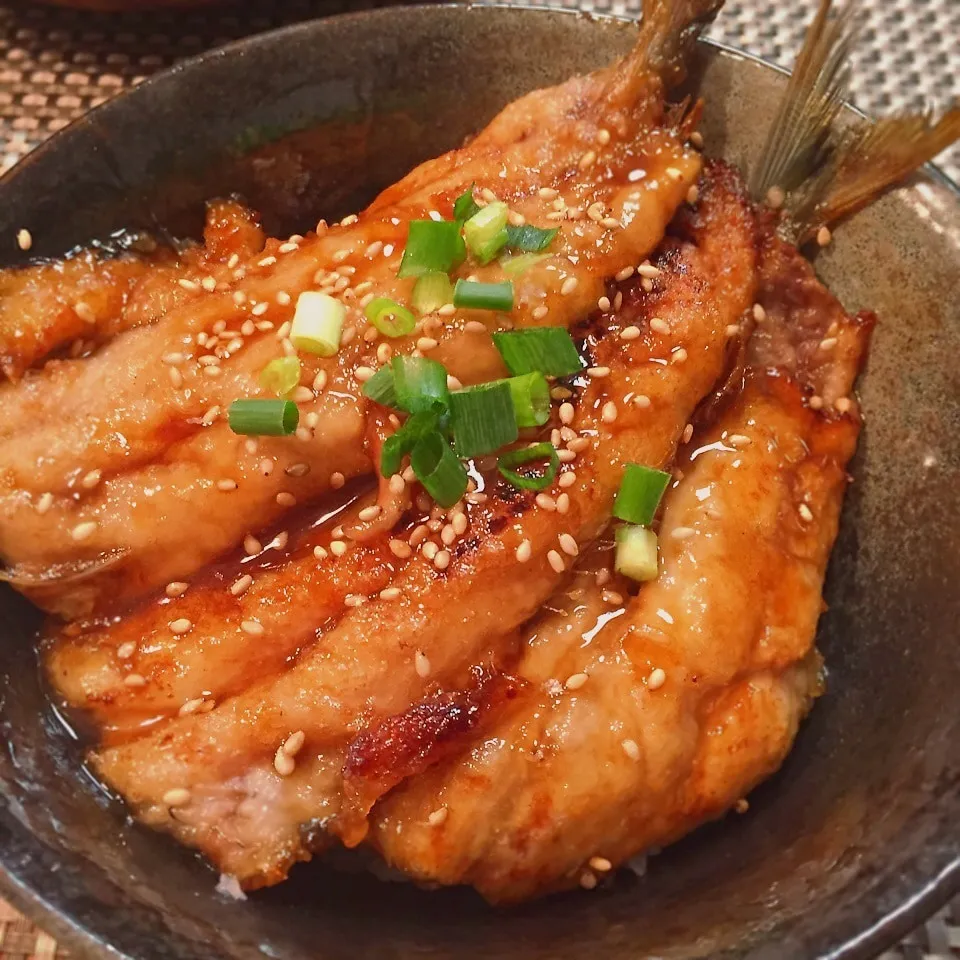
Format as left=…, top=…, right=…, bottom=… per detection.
left=0, top=6, right=957, bottom=959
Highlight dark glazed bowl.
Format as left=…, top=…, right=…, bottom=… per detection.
left=0, top=6, right=958, bottom=959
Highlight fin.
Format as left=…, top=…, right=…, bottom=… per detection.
left=751, top=0, right=960, bottom=242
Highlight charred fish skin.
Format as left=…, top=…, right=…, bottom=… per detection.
left=0, top=0, right=719, bottom=621
left=369, top=218, right=871, bottom=904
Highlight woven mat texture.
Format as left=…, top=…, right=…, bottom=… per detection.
left=0, top=0, right=956, bottom=956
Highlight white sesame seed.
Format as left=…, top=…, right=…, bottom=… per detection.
left=565, top=672, right=587, bottom=690
left=650, top=317, right=671, bottom=336
left=597, top=295, right=611, bottom=312
left=71, top=521, right=97, bottom=542
left=73, top=300, right=96, bottom=325
left=428, top=806, right=448, bottom=826
left=434, top=549, right=451, bottom=570
left=556, top=493, right=570, bottom=514
left=36, top=492, right=54, bottom=514
left=601, top=401, right=618, bottom=423
left=638, top=263, right=660, bottom=279
left=547, top=549, right=565, bottom=573
left=216, top=478, right=238, bottom=492
left=165, top=581, right=189, bottom=598
left=283, top=730, right=306, bottom=757
left=178, top=278, right=200, bottom=292
left=169, top=618, right=192, bottom=635
left=329, top=539, right=347, bottom=557
left=536, top=493, right=557, bottom=512
left=163, top=788, right=191, bottom=807
left=587, top=366, right=610, bottom=378
left=532, top=304, right=549, bottom=320
left=437, top=303, right=456, bottom=317
left=123, top=673, right=147, bottom=688
left=766, top=186, right=785, bottom=209
left=601, top=217, right=621, bottom=230
left=817, top=225, right=832, bottom=247
left=602, top=590, right=624, bottom=606
left=798, top=503, right=814, bottom=522
left=615, top=266, right=634, bottom=282
left=835, top=397, right=852, bottom=414
left=241, top=620, right=264, bottom=636
left=671, top=348, right=688, bottom=364
left=819, top=337, right=838, bottom=352
left=558, top=276, right=578, bottom=297
left=647, top=667, right=667, bottom=690
left=726, top=324, right=741, bottom=337
left=682, top=423, right=694, bottom=444
left=559, top=533, right=579, bottom=557
left=415, top=651, right=431, bottom=678
left=690, top=131, right=704, bottom=148
left=230, top=574, right=253, bottom=597
left=16, top=228, right=32, bottom=251
left=516, top=540, right=532, bottom=563
left=268, top=531, right=289, bottom=551
left=633, top=394, right=651, bottom=409
left=686, top=184, right=699, bottom=204
left=179, top=698, right=204, bottom=717
left=580, top=872, right=598, bottom=890
left=589, top=856, right=613, bottom=872
left=621, top=738, right=640, bottom=761
left=357, top=505, right=381, bottom=523
left=614, top=291, right=623, bottom=310
left=728, top=434, right=752, bottom=448
left=620, top=325, right=641, bottom=341
left=579, top=150, right=597, bottom=169
left=274, top=748, right=295, bottom=777
left=558, top=472, right=576, bottom=489
left=558, top=402, right=575, bottom=426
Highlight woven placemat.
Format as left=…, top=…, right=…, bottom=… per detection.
left=0, top=0, right=956, bottom=957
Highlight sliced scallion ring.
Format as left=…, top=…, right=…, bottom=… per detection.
left=463, top=201, right=509, bottom=264
left=364, top=297, right=416, bottom=338
left=501, top=252, right=550, bottom=276
left=504, top=224, right=558, bottom=252
left=615, top=525, right=659, bottom=582
left=362, top=366, right=398, bottom=409
left=613, top=464, right=672, bottom=526
left=391, top=355, right=450, bottom=415
left=411, top=272, right=454, bottom=315
left=228, top=398, right=299, bottom=437
left=497, top=441, right=560, bottom=491
left=453, top=185, right=481, bottom=223
left=449, top=380, right=519, bottom=458
left=380, top=410, right=440, bottom=477
left=491, top=327, right=582, bottom=376
left=503, top=371, right=550, bottom=427
left=290, top=291, right=345, bottom=357
left=411, top=432, right=469, bottom=508
left=398, top=220, right=466, bottom=278
left=453, top=279, right=514, bottom=312
left=258, top=356, right=301, bottom=398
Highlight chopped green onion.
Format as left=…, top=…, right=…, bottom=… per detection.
left=411, top=432, right=469, bottom=508
left=228, top=399, right=299, bottom=437
left=380, top=410, right=439, bottom=477
left=453, top=279, right=514, bottom=312
left=463, top=202, right=509, bottom=264
left=497, top=441, right=560, bottom=491
left=364, top=297, right=416, bottom=338
left=398, top=220, right=465, bottom=278
left=412, top=272, right=454, bottom=315
left=290, top=291, right=344, bottom=357
left=501, top=252, right=549, bottom=276
left=615, top=525, right=659, bottom=582
left=503, top=372, right=550, bottom=427
left=392, top=355, right=450, bottom=415
left=613, top=464, right=672, bottom=526
left=449, top=380, right=519, bottom=458
left=453, top=185, right=481, bottom=223
left=258, top=356, right=301, bottom=398
left=362, top=366, right=398, bottom=408
left=492, top=327, right=582, bottom=376
left=505, top=224, right=558, bottom=253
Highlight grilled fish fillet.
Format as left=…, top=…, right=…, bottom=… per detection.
left=0, top=0, right=717, bottom=619
left=367, top=213, right=873, bottom=903
left=88, top=160, right=756, bottom=888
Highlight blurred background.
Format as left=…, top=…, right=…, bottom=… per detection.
left=0, top=0, right=955, bottom=958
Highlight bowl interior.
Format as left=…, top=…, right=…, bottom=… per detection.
left=0, top=7, right=958, bottom=960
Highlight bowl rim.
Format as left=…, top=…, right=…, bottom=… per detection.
left=0, top=5, right=957, bottom=959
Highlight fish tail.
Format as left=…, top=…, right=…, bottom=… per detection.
left=616, top=0, right=725, bottom=95
left=751, top=0, right=960, bottom=241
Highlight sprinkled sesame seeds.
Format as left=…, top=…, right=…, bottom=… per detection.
left=16, top=228, right=32, bottom=251
left=621, top=738, right=640, bottom=761
left=817, top=225, right=832, bottom=247
left=231, top=574, right=253, bottom=597
left=620, top=325, right=641, bottom=341
left=516, top=540, right=532, bottom=563
left=649, top=317, right=670, bottom=335
left=597, top=295, right=612, bottom=312
left=71, top=520, right=97, bottom=542
left=169, top=618, right=192, bottom=635
left=532, top=304, right=549, bottom=320
left=330, top=539, right=347, bottom=557
left=589, top=856, right=613, bottom=872
left=428, top=807, right=449, bottom=826
left=580, top=871, right=598, bottom=890
left=163, top=788, right=191, bottom=807
left=559, top=402, right=575, bottom=425
left=276, top=491, right=297, bottom=508
left=178, top=278, right=200, bottom=292
left=798, top=503, right=814, bottom=523
left=536, top=493, right=557, bottom=512
left=274, top=748, right=295, bottom=777
left=415, top=651, right=431, bottom=678
left=74, top=300, right=96, bottom=324
left=726, top=324, right=741, bottom=337
left=560, top=277, right=578, bottom=296
left=671, top=348, right=688, bottom=364
left=835, top=397, right=852, bottom=414
left=559, top=533, right=579, bottom=557
left=241, top=620, right=264, bottom=636
left=268, top=531, right=289, bottom=551
left=258, top=256, right=277, bottom=268
left=565, top=671, right=587, bottom=690
left=434, top=549, right=451, bottom=570
left=633, top=394, right=651, bottom=408
left=354, top=365, right=376, bottom=383
left=165, top=581, right=189, bottom=598
left=766, top=186, right=785, bottom=209
left=615, top=265, right=635, bottom=282
left=547, top=549, right=566, bottom=573
left=124, top=673, right=147, bottom=688
left=728, top=434, right=752, bottom=448
left=345, top=594, right=365, bottom=608
left=690, top=131, right=704, bottom=148
left=602, top=589, right=624, bottom=606
left=601, top=401, right=618, bottom=423
left=556, top=493, right=570, bottom=514
left=259, top=458, right=274, bottom=477
left=417, top=336, right=438, bottom=351
left=567, top=436, right=590, bottom=453
left=638, top=262, right=660, bottom=279
left=578, top=150, right=597, bottom=170
left=358, top=505, right=382, bottom=522
left=313, top=545, right=328, bottom=561
left=647, top=667, right=667, bottom=690
left=283, top=730, right=306, bottom=757
left=243, top=534, right=262, bottom=556
left=558, top=472, right=577, bottom=489
left=682, top=423, right=694, bottom=444
left=809, top=395, right=824, bottom=410
left=686, top=184, right=699, bottom=205
left=36, top=492, right=53, bottom=515
left=587, top=366, right=610, bottom=378
left=217, top=479, right=238, bottom=492
left=380, top=586, right=401, bottom=601
left=819, top=337, right=838, bottom=352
